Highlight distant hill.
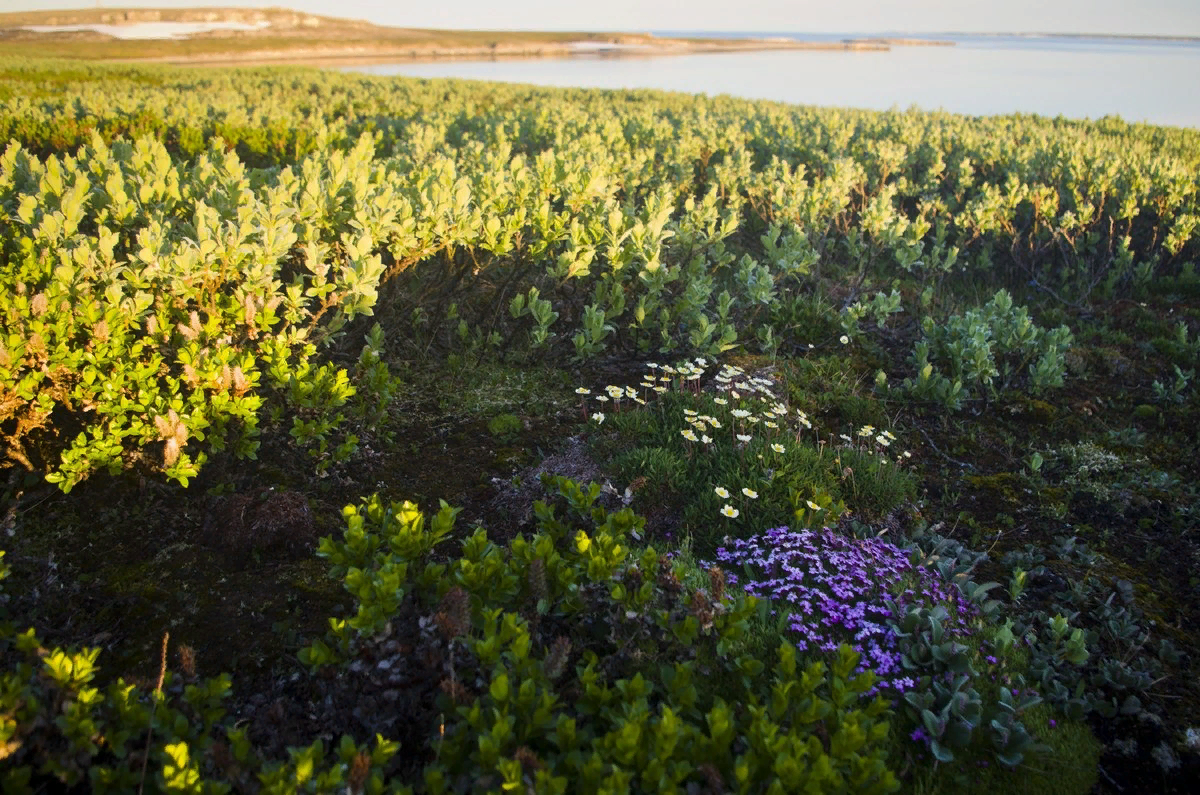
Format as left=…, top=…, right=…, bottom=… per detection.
left=0, top=6, right=659, bottom=63
left=0, top=6, right=902, bottom=64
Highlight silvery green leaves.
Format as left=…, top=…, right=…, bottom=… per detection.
left=509, top=287, right=559, bottom=347
left=902, top=289, right=1073, bottom=410
left=760, top=222, right=820, bottom=278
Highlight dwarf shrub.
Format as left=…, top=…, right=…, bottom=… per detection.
left=304, top=475, right=900, bottom=793
left=903, top=289, right=1073, bottom=410
left=0, top=550, right=407, bottom=794
left=1, top=478, right=899, bottom=792
left=0, top=135, right=400, bottom=490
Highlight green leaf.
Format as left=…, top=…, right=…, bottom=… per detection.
left=929, top=739, right=955, bottom=763
left=490, top=673, right=511, bottom=704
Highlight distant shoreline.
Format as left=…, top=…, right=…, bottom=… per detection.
left=657, top=30, right=1200, bottom=44
left=953, top=31, right=1200, bottom=43
left=140, top=38, right=947, bottom=67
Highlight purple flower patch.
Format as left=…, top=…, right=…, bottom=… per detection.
left=716, top=526, right=977, bottom=695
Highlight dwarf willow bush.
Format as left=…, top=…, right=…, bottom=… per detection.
left=303, top=474, right=899, bottom=793
left=0, top=549, right=403, bottom=794
left=2, top=481, right=899, bottom=793
left=903, top=290, right=1073, bottom=410
left=0, top=133, right=406, bottom=490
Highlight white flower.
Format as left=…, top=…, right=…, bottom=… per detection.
left=742, top=488, right=758, bottom=499
left=647, top=362, right=659, bottom=369
left=840, top=335, right=849, bottom=344
left=701, top=434, right=713, bottom=444
left=681, top=429, right=699, bottom=442
left=575, top=387, right=591, bottom=395
left=714, top=486, right=730, bottom=498
left=713, top=397, right=728, bottom=405
left=736, top=434, right=752, bottom=442
left=771, top=443, right=786, bottom=454
left=625, top=386, right=638, bottom=398
left=654, top=386, right=668, bottom=394
left=746, top=416, right=760, bottom=424
left=634, top=397, right=646, bottom=405
left=858, top=425, right=875, bottom=438
left=764, top=421, right=779, bottom=429
left=806, top=500, right=823, bottom=511
left=732, top=409, right=751, bottom=418
left=595, top=395, right=609, bottom=402
left=591, top=412, right=605, bottom=424
left=720, top=504, right=739, bottom=519
left=684, top=409, right=699, bottom=417
left=875, top=435, right=891, bottom=447
left=706, top=417, right=723, bottom=429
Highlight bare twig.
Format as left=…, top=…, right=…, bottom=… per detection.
left=1027, top=277, right=1089, bottom=311
left=914, top=424, right=976, bottom=471
left=1096, top=763, right=1124, bottom=792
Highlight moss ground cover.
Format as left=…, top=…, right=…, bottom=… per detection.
left=2, top=57, right=1200, bottom=791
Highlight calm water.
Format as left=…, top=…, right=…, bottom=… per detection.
left=341, top=33, right=1200, bottom=129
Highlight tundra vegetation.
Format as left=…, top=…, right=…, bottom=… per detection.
left=2, top=57, right=1198, bottom=792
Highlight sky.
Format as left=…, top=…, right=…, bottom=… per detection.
left=6, top=0, right=1200, bottom=36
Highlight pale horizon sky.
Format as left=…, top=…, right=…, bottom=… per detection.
left=6, top=0, right=1200, bottom=37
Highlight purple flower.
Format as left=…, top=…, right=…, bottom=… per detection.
left=716, top=526, right=979, bottom=695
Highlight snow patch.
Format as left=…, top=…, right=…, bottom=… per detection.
left=20, top=21, right=271, bottom=40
